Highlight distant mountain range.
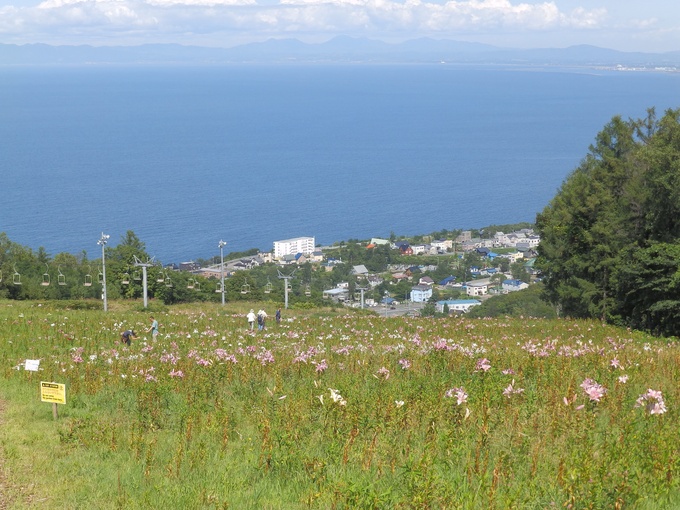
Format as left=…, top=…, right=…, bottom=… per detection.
left=2, top=36, right=680, bottom=67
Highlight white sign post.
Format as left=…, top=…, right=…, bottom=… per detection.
left=25, top=359, right=40, bottom=372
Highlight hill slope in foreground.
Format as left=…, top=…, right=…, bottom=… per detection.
left=0, top=300, right=678, bottom=508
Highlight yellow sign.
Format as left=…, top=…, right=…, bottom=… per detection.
left=40, top=381, right=66, bottom=405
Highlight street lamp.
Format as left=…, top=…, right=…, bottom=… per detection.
left=97, top=232, right=110, bottom=312
left=218, top=240, right=227, bottom=305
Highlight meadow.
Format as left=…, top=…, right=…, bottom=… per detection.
left=1, top=299, right=679, bottom=509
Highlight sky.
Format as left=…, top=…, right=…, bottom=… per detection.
left=0, top=0, right=678, bottom=52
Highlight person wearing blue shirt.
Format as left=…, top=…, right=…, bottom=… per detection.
left=147, top=316, right=159, bottom=341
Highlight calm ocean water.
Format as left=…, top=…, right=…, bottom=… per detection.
left=1, top=65, right=679, bottom=264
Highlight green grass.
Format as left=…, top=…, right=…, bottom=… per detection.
left=1, top=299, right=680, bottom=508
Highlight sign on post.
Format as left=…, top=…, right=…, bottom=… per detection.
left=25, top=359, right=40, bottom=372
left=40, top=381, right=66, bottom=404
left=40, top=381, right=66, bottom=419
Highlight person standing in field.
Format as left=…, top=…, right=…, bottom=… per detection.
left=120, top=329, right=137, bottom=346
left=257, top=309, right=267, bottom=331
left=275, top=308, right=281, bottom=325
left=247, top=309, right=256, bottom=331
left=147, top=316, right=159, bottom=341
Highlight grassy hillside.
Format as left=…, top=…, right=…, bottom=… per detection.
left=1, top=300, right=678, bottom=508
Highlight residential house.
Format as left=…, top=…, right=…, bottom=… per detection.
left=500, top=251, right=525, bottom=264
left=455, top=231, right=472, bottom=244
left=466, top=281, right=488, bottom=297
left=352, top=265, right=369, bottom=276
left=502, top=279, right=530, bottom=293
left=308, top=250, right=324, bottom=263
left=431, top=239, right=453, bottom=252
left=197, top=267, right=223, bottom=279
left=410, top=284, right=433, bottom=303
left=367, top=275, right=384, bottom=287
left=394, top=241, right=413, bottom=255
left=438, top=275, right=457, bottom=286
left=418, top=276, right=435, bottom=287
left=320, top=257, right=343, bottom=271
left=280, top=254, right=298, bottom=265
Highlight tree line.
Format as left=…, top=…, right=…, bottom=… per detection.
left=536, top=107, right=680, bottom=337
left=0, top=224, right=533, bottom=307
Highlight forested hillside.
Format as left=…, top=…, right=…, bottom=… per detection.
left=536, top=107, right=680, bottom=336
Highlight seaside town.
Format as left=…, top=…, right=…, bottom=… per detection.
left=182, top=227, right=540, bottom=317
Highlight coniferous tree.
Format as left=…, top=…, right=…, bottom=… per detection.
left=536, top=108, right=680, bottom=335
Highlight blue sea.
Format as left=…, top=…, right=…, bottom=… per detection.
left=1, top=64, right=679, bottom=264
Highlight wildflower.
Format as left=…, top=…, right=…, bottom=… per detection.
left=580, top=378, right=607, bottom=402
left=398, top=358, right=411, bottom=370
left=618, top=374, right=629, bottom=384
left=255, top=350, right=274, bottom=365
left=329, top=388, right=347, bottom=406
left=635, top=388, right=667, bottom=415
left=501, top=368, right=516, bottom=375
left=169, top=369, right=184, bottom=378
left=376, top=366, right=390, bottom=379
left=475, top=358, right=491, bottom=372
left=395, top=400, right=405, bottom=408
left=445, top=387, right=468, bottom=406
left=610, top=358, right=623, bottom=369
left=314, top=359, right=328, bottom=373
left=502, top=380, right=525, bottom=398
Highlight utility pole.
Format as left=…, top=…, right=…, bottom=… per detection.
left=356, top=286, right=368, bottom=309
left=134, top=256, right=155, bottom=308
left=219, top=240, right=227, bottom=306
left=277, top=269, right=297, bottom=310
left=97, top=233, right=110, bottom=312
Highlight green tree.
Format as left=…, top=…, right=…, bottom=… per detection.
left=536, top=108, right=680, bottom=335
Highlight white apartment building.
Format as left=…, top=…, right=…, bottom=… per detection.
left=273, top=237, right=316, bottom=258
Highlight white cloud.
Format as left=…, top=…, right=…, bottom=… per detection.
left=0, top=0, right=672, bottom=51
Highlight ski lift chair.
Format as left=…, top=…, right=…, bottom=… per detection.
left=41, top=264, right=50, bottom=286
left=58, top=266, right=66, bottom=286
